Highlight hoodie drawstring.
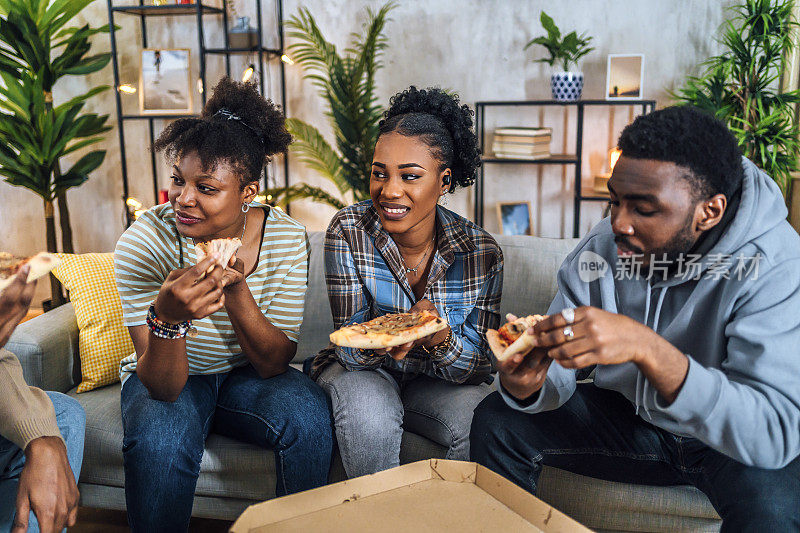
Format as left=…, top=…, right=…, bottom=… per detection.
left=635, top=284, right=668, bottom=416
left=635, top=285, right=653, bottom=415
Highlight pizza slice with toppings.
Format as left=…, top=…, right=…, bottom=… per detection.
left=329, top=310, right=448, bottom=349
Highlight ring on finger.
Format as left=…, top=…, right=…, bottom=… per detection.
left=561, top=307, right=575, bottom=324
left=563, top=326, right=575, bottom=341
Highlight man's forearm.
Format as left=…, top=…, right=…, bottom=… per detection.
left=635, top=338, right=690, bottom=404
left=0, top=349, right=61, bottom=450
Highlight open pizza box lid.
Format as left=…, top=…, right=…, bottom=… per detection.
left=229, top=459, right=590, bottom=532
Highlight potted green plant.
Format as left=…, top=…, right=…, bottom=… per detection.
left=525, top=11, right=594, bottom=101
left=673, top=0, right=799, bottom=198
left=0, top=0, right=112, bottom=305
left=264, top=2, right=395, bottom=209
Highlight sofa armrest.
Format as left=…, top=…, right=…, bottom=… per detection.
left=6, top=303, right=79, bottom=393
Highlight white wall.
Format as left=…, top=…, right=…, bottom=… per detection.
left=0, top=0, right=731, bottom=305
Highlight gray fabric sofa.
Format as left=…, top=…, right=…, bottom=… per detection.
left=7, top=231, right=721, bottom=531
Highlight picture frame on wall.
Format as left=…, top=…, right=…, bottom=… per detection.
left=496, top=202, right=533, bottom=236
left=606, top=54, right=645, bottom=100
left=140, top=48, right=192, bottom=114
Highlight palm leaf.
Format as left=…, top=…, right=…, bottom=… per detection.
left=284, top=2, right=395, bottom=208
left=285, top=117, right=348, bottom=194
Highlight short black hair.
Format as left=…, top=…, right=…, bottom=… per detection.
left=617, top=105, right=743, bottom=199
left=153, top=77, right=291, bottom=188
left=378, top=86, right=481, bottom=193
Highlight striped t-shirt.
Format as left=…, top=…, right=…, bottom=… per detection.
left=114, top=203, right=309, bottom=385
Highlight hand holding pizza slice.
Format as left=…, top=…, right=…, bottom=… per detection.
left=329, top=310, right=448, bottom=350
left=0, top=252, right=61, bottom=292
left=487, top=313, right=547, bottom=362
left=195, top=238, right=242, bottom=272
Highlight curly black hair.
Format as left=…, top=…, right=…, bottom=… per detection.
left=617, top=105, right=743, bottom=199
left=378, top=86, right=481, bottom=193
left=153, top=77, right=292, bottom=188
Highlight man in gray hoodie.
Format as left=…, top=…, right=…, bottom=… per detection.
left=471, top=106, right=800, bottom=530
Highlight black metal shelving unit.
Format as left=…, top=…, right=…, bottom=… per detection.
left=474, top=99, right=656, bottom=238
left=107, top=0, right=288, bottom=225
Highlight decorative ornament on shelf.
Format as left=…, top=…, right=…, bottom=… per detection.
left=524, top=11, right=594, bottom=102
left=229, top=16, right=259, bottom=49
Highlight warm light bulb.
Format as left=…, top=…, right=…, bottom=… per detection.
left=197, top=78, right=203, bottom=94
left=253, top=194, right=267, bottom=204
left=118, top=84, right=136, bottom=94
left=266, top=194, right=273, bottom=202
left=134, top=209, right=147, bottom=219
left=242, top=64, right=255, bottom=83
left=280, top=54, right=294, bottom=65
left=126, top=197, right=143, bottom=210
left=608, top=147, right=622, bottom=171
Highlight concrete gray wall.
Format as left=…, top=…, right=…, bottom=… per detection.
left=0, top=0, right=731, bottom=305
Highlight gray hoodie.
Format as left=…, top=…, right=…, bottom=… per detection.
left=501, top=158, right=800, bottom=469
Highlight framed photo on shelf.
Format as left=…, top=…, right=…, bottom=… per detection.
left=605, top=54, right=645, bottom=100
left=140, top=48, right=192, bottom=114
left=496, top=202, right=533, bottom=236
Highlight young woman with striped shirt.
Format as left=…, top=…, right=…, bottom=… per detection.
left=113, top=78, right=332, bottom=533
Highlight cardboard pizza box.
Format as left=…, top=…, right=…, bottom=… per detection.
left=229, top=459, right=590, bottom=532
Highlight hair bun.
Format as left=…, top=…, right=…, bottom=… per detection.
left=380, top=86, right=481, bottom=191
left=202, top=77, right=291, bottom=156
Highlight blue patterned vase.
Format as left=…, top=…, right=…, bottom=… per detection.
left=551, top=72, right=584, bottom=102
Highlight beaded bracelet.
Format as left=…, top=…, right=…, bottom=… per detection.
left=419, top=328, right=453, bottom=356
left=146, top=305, right=193, bottom=339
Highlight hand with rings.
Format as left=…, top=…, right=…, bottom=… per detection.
left=529, top=306, right=662, bottom=370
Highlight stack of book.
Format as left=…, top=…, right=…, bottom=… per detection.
left=492, top=127, right=552, bottom=160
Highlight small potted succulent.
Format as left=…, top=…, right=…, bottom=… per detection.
left=525, top=12, right=594, bottom=101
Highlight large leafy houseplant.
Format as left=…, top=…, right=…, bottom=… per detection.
left=265, top=2, right=395, bottom=210
left=0, top=0, right=111, bottom=303
left=524, top=11, right=594, bottom=72
left=674, top=0, right=799, bottom=196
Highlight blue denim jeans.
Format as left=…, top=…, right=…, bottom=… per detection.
left=0, top=392, right=86, bottom=533
left=121, top=364, right=333, bottom=533
left=470, top=384, right=800, bottom=532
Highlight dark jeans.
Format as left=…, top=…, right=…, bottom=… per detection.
left=121, top=365, right=333, bottom=533
left=470, top=384, right=800, bottom=532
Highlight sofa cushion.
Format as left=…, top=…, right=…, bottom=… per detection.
left=494, top=235, right=580, bottom=317
left=295, top=232, right=332, bottom=363
left=538, top=467, right=720, bottom=532
left=53, top=253, right=133, bottom=392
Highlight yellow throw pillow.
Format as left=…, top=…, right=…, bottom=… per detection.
left=52, top=253, right=133, bottom=392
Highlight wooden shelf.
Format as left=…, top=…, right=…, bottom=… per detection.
left=112, top=4, right=223, bottom=16
left=122, top=113, right=197, bottom=120
left=204, top=47, right=282, bottom=56
left=482, top=154, right=578, bottom=165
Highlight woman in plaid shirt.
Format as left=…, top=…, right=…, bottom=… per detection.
left=313, top=87, right=503, bottom=478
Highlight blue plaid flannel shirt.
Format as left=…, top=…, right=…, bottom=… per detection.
left=312, top=201, right=503, bottom=384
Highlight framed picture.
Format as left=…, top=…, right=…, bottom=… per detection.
left=605, top=54, right=645, bottom=100
left=140, top=48, right=192, bottom=114
left=496, top=202, right=533, bottom=236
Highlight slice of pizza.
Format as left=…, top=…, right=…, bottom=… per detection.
left=0, top=252, right=62, bottom=291
left=195, top=238, right=242, bottom=272
left=329, top=310, right=449, bottom=349
left=492, top=314, right=547, bottom=361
